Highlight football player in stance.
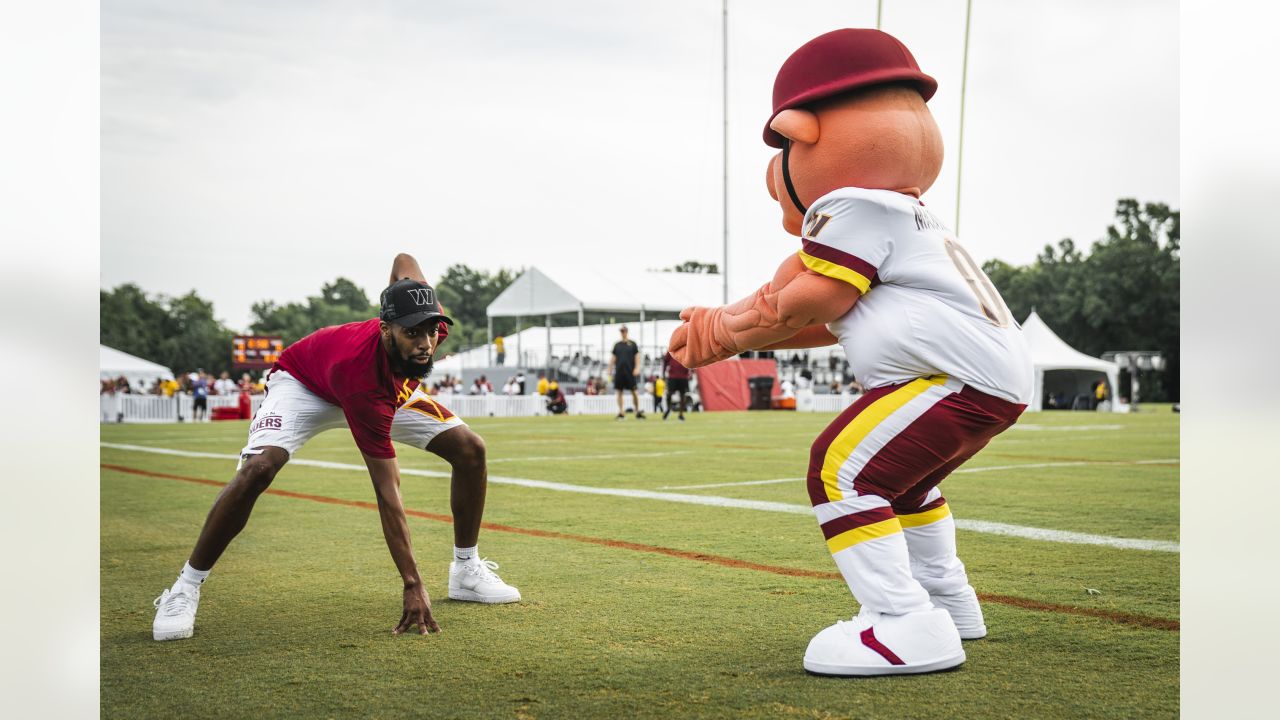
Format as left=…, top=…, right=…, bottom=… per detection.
left=152, top=253, right=520, bottom=642
left=670, top=30, right=1032, bottom=676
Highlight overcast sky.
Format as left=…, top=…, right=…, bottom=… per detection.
left=102, top=0, right=1178, bottom=331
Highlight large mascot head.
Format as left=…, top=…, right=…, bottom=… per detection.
left=763, top=29, right=945, bottom=236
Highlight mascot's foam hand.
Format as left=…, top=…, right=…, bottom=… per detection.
left=670, top=254, right=860, bottom=368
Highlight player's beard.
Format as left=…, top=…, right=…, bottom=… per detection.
left=390, top=351, right=434, bottom=380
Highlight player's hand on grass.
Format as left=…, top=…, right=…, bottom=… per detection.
left=395, top=583, right=440, bottom=635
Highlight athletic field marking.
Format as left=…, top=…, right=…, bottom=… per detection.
left=488, top=450, right=692, bottom=464
left=100, top=462, right=1179, bottom=633
left=662, top=477, right=804, bottom=490
left=99, top=443, right=1179, bottom=552
left=662, top=458, right=1180, bottom=489
left=1012, top=424, right=1123, bottom=432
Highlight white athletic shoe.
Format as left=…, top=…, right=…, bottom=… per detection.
left=152, top=582, right=201, bottom=641
left=802, top=607, right=964, bottom=676
left=448, top=558, right=521, bottom=604
left=930, top=586, right=988, bottom=640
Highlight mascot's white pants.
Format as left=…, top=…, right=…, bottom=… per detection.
left=806, top=376, right=1024, bottom=617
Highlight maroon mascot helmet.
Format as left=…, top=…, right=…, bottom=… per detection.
left=763, top=28, right=937, bottom=148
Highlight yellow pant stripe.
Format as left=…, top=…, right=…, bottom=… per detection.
left=897, top=503, right=952, bottom=528
left=819, top=375, right=949, bottom=503
left=826, top=518, right=904, bottom=554
left=798, top=251, right=872, bottom=294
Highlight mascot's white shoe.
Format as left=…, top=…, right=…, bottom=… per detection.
left=929, top=586, right=987, bottom=640
left=803, top=607, right=964, bottom=676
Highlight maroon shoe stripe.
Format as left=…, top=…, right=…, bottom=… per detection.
left=859, top=627, right=906, bottom=665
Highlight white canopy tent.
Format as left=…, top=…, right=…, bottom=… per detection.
left=435, top=319, right=686, bottom=375
left=483, top=266, right=724, bottom=368
left=1022, top=311, right=1121, bottom=412
left=100, top=345, right=174, bottom=389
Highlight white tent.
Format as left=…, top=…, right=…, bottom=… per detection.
left=487, top=266, right=723, bottom=318
left=482, top=266, right=724, bottom=369
left=435, top=319, right=685, bottom=375
left=1021, top=311, right=1121, bottom=412
left=100, top=345, right=174, bottom=389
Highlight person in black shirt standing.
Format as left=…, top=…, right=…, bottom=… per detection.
left=608, top=326, right=645, bottom=420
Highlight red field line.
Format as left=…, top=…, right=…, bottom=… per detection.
left=102, top=463, right=1178, bottom=632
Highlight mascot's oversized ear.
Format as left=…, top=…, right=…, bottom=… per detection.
left=769, top=109, right=819, bottom=145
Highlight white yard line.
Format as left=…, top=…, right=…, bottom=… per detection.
left=101, top=442, right=1178, bottom=553
left=951, top=458, right=1179, bottom=474
left=1012, top=424, right=1124, bottom=432
left=662, top=477, right=804, bottom=490
left=663, top=458, right=1180, bottom=489
left=488, top=451, right=692, bottom=463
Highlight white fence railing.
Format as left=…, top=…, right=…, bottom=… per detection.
left=796, top=391, right=860, bottom=414
left=102, top=389, right=852, bottom=424
left=101, top=394, right=265, bottom=423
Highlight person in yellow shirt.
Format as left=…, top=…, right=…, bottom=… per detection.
left=654, top=376, right=666, bottom=415
left=494, top=335, right=506, bottom=365
left=1094, top=380, right=1108, bottom=409
left=160, top=378, right=179, bottom=397
left=536, top=372, right=549, bottom=396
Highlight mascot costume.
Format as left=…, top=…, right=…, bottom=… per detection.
left=669, top=29, right=1033, bottom=676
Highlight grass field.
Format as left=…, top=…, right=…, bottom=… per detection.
left=101, top=407, right=1179, bottom=719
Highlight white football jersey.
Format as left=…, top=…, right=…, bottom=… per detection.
left=797, top=187, right=1033, bottom=404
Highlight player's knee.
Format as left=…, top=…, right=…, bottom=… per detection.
left=450, top=432, right=487, bottom=472
left=236, top=455, right=280, bottom=494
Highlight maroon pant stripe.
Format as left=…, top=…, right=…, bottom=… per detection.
left=852, top=387, right=1025, bottom=505
left=806, top=383, right=904, bottom=507
left=818, top=506, right=897, bottom=540
left=859, top=627, right=906, bottom=665
left=895, top=495, right=948, bottom=517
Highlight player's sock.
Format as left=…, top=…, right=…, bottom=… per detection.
left=177, top=561, right=210, bottom=588
left=454, top=545, right=478, bottom=563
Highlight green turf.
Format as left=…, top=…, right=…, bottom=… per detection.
left=101, top=407, right=1179, bottom=718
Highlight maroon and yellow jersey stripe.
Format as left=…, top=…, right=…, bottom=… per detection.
left=798, top=239, right=877, bottom=293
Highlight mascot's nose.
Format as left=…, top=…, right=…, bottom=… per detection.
left=766, top=154, right=780, bottom=201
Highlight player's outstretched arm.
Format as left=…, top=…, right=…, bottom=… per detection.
left=364, top=453, right=440, bottom=635
left=389, top=253, right=450, bottom=344
left=669, top=254, right=859, bottom=368
left=390, top=253, right=427, bottom=284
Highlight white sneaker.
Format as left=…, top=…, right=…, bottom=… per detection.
left=802, top=607, right=964, bottom=676
left=448, top=558, right=521, bottom=604
left=153, top=582, right=201, bottom=641
left=930, top=586, right=988, bottom=639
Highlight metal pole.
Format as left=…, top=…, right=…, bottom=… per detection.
left=721, top=0, right=729, bottom=304
left=487, top=316, right=493, bottom=366
left=578, top=306, right=584, bottom=360
left=876, top=0, right=883, bottom=29
left=955, top=0, right=973, bottom=236
left=545, top=314, right=551, bottom=375
left=516, top=316, right=522, bottom=368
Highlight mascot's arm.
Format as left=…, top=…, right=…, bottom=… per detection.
left=758, top=325, right=839, bottom=351
left=669, top=254, right=860, bottom=368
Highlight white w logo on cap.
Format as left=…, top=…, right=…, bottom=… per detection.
left=406, top=288, right=434, bottom=306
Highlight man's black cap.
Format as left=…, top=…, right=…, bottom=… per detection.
left=379, top=279, right=455, bottom=328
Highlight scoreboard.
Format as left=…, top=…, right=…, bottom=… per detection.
left=232, top=336, right=283, bottom=370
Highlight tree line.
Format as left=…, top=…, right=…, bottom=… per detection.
left=100, top=267, right=523, bottom=376
left=984, top=199, right=1179, bottom=401
left=101, top=199, right=1177, bottom=400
